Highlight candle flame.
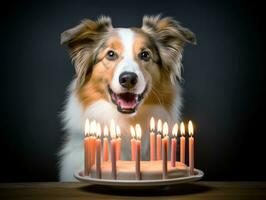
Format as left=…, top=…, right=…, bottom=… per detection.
left=96, top=123, right=101, bottom=137
left=188, top=120, right=194, bottom=136
left=85, top=119, right=90, bottom=136
left=110, top=119, right=116, bottom=139
left=157, top=119, right=162, bottom=133
left=90, top=120, right=97, bottom=136
left=130, top=125, right=135, bottom=138
left=172, top=123, right=178, bottom=137
left=180, top=122, right=185, bottom=136
left=135, top=124, right=142, bottom=140
left=116, top=125, right=121, bottom=138
left=104, top=125, right=109, bottom=137
left=163, top=122, right=168, bottom=137
left=150, top=117, right=155, bottom=131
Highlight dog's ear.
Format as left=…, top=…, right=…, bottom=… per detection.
left=141, top=15, right=196, bottom=83
left=61, top=16, right=113, bottom=87
left=61, top=16, right=113, bottom=45
left=142, top=15, right=196, bottom=45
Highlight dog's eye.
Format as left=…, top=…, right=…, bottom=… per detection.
left=139, top=51, right=150, bottom=62
left=106, top=50, right=118, bottom=60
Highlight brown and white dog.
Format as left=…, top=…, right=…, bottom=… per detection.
left=59, top=15, right=196, bottom=181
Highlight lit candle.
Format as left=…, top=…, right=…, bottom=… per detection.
left=84, top=119, right=91, bottom=176
left=95, top=123, right=102, bottom=178
left=90, top=120, right=96, bottom=166
left=116, top=125, right=121, bottom=160
left=188, top=120, right=194, bottom=175
left=135, top=124, right=142, bottom=180
left=103, top=125, right=109, bottom=161
left=171, top=123, right=178, bottom=167
left=163, top=122, right=170, bottom=160
left=162, top=122, right=169, bottom=179
left=180, top=122, right=186, bottom=164
left=150, top=117, right=156, bottom=160
left=110, top=119, right=117, bottom=179
left=156, top=119, right=162, bottom=160
left=130, top=125, right=136, bottom=161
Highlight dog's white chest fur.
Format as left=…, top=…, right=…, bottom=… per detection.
left=58, top=82, right=177, bottom=181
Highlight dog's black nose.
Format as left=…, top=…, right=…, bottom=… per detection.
left=119, top=72, right=138, bottom=89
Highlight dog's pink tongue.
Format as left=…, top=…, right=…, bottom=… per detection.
left=117, top=98, right=137, bottom=109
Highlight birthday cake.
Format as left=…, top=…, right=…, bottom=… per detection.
left=90, top=160, right=189, bottom=180
left=82, top=118, right=195, bottom=181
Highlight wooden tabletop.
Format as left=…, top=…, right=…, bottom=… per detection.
left=0, top=181, right=265, bottom=200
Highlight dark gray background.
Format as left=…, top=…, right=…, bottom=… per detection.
left=0, top=0, right=265, bottom=182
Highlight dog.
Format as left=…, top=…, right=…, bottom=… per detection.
left=58, top=15, right=196, bottom=181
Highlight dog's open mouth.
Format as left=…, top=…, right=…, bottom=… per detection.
left=108, top=85, right=148, bottom=114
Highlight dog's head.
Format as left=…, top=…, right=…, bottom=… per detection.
left=61, top=15, right=196, bottom=114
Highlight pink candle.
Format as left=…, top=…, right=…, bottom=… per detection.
left=116, top=125, right=121, bottom=160
left=166, top=135, right=169, bottom=161
left=95, top=123, right=102, bottom=178
left=162, top=122, right=168, bottom=179
left=180, top=122, right=186, bottom=164
left=156, top=119, right=162, bottom=160
left=103, top=126, right=109, bottom=161
left=90, top=137, right=96, bottom=166
left=90, top=120, right=96, bottom=166
left=130, top=126, right=136, bottom=161
left=150, top=117, right=155, bottom=160
left=171, top=123, right=178, bottom=167
left=188, top=121, right=194, bottom=175
left=84, top=119, right=91, bottom=176
left=110, top=119, right=117, bottom=179
left=135, top=124, right=142, bottom=180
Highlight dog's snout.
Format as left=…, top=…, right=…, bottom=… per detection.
left=119, top=72, right=138, bottom=89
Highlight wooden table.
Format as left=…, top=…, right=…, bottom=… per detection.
left=0, top=182, right=265, bottom=200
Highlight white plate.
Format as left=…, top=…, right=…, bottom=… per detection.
left=74, top=169, right=204, bottom=187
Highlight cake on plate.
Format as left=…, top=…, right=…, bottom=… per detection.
left=89, top=160, right=189, bottom=180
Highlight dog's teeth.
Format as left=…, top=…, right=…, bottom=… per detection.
left=108, top=84, right=148, bottom=114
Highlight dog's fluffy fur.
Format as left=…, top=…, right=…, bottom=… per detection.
left=58, top=15, right=196, bottom=181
